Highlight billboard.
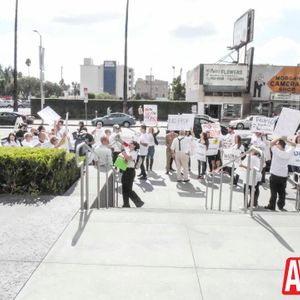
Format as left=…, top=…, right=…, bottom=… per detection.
left=251, top=65, right=300, bottom=100
left=202, top=64, right=248, bottom=91
left=233, top=9, right=255, bottom=49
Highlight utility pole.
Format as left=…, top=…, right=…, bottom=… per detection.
left=13, top=0, right=18, bottom=112
left=123, top=0, right=129, bottom=113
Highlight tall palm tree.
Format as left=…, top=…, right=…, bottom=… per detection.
left=13, top=0, right=19, bottom=111
left=25, top=58, right=31, bottom=77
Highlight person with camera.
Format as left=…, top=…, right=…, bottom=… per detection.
left=120, top=141, right=144, bottom=208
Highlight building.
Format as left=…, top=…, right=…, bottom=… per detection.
left=135, top=76, right=168, bottom=100
left=250, top=64, right=300, bottom=116
left=80, top=58, right=134, bottom=99
left=186, top=64, right=250, bottom=120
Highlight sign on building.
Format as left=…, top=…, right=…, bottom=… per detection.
left=202, top=64, right=248, bottom=89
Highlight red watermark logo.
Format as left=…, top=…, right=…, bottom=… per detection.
left=282, top=257, right=300, bottom=295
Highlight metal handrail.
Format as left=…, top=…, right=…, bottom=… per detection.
left=206, top=146, right=265, bottom=213
left=75, top=142, right=118, bottom=211
left=291, top=172, right=300, bottom=211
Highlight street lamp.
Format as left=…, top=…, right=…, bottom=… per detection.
left=33, top=29, right=45, bottom=110
left=123, top=0, right=129, bottom=113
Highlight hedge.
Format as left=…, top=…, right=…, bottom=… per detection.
left=0, top=148, right=80, bottom=195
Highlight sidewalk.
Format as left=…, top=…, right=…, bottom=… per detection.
left=10, top=169, right=300, bottom=300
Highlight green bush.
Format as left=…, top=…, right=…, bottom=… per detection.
left=0, top=148, right=80, bottom=195
left=88, top=93, right=95, bottom=99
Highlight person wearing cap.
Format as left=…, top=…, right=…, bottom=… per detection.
left=109, top=124, right=123, bottom=163
left=265, top=136, right=296, bottom=211
left=137, top=125, right=149, bottom=180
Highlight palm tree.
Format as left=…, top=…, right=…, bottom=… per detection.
left=25, top=58, right=31, bottom=77
left=13, top=0, right=19, bottom=111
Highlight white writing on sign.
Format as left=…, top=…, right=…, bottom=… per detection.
left=274, top=108, right=300, bottom=138
left=37, top=106, right=61, bottom=125
left=289, top=146, right=300, bottom=167
left=168, top=114, right=194, bottom=131
left=251, top=116, right=277, bottom=134
left=195, top=143, right=207, bottom=162
left=222, top=148, right=241, bottom=165
left=201, top=122, right=221, bottom=137
left=144, top=105, right=157, bottom=126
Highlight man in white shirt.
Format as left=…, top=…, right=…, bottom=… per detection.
left=171, top=130, right=192, bottom=182
left=265, top=137, right=296, bottom=211
left=94, top=136, right=113, bottom=170
left=137, top=125, right=149, bottom=180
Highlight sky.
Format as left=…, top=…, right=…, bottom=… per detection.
left=1, top=0, right=300, bottom=86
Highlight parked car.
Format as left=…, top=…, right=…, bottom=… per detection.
left=229, top=115, right=261, bottom=130
left=198, top=114, right=219, bottom=123
left=0, top=112, right=34, bottom=125
left=91, top=113, right=136, bottom=127
left=193, top=116, right=228, bottom=138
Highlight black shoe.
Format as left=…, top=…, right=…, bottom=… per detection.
left=170, top=168, right=176, bottom=171
left=264, top=205, right=275, bottom=211
left=278, top=206, right=287, bottom=211
left=122, top=204, right=130, bottom=208
left=137, top=173, right=143, bottom=177
left=139, top=176, right=147, bottom=180
left=166, top=171, right=169, bottom=175
left=183, top=179, right=190, bottom=182
left=177, top=179, right=182, bottom=182
left=136, top=201, right=144, bottom=208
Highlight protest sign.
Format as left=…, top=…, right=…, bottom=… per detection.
left=14, top=117, right=24, bottom=131
left=167, top=114, right=195, bottom=131
left=251, top=116, right=277, bottom=134
left=37, top=106, right=61, bottom=125
left=206, top=138, right=219, bottom=156
left=196, top=143, right=207, bottom=162
left=201, top=122, right=221, bottom=137
left=289, top=146, right=300, bottom=167
left=144, top=105, right=157, bottom=126
left=222, top=148, right=242, bottom=165
left=273, top=108, right=300, bottom=138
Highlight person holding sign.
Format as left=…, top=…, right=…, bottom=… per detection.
left=170, top=130, right=191, bottom=182
left=146, top=125, right=160, bottom=172
left=265, top=137, right=296, bottom=211
left=206, top=133, right=219, bottom=173
left=196, top=132, right=209, bottom=179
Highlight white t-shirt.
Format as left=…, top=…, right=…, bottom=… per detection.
left=93, top=128, right=104, bottom=145
left=22, top=140, right=34, bottom=148
left=109, top=133, right=123, bottom=153
left=147, top=134, right=155, bottom=147
left=94, top=144, right=113, bottom=168
left=238, top=154, right=262, bottom=186
left=223, top=133, right=235, bottom=149
left=41, top=141, right=54, bottom=149
left=270, top=145, right=294, bottom=177
left=170, top=136, right=191, bottom=154
left=139, top=133, right=149, bottom=156
left=4, top=141, right=20, bottom=147
left=127, top=150, right=138, bottom=168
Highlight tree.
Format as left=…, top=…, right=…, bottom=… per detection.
left=25, top=58, right=31, bottom=76
left=171, top=76, right=185, bottom=100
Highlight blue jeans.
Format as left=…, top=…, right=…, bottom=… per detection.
left=147, top=146, right=155, bottom=159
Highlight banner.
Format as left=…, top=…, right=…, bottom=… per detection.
left=37, top=106, right=61, bottom=125
left=144, top=105, right=157, bottom=126
left=289, top=146, right=300, bottom=167
left=273, top=108, right=300, bottom=138
left=206, top=138, right=219, bottom=156
left=167, top=114, right=195, bottom=131
left=251, top=116, right=277, bottom=134
left=201, top=122, right=221, bottom=137
left=222, top=148, right=242, bottom=166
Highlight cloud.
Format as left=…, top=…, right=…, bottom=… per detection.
left=171, top=23, right=216, bottom=39
left=52, top=12, right=120, bottom=26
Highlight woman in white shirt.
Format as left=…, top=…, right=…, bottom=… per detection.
left=232, top=135, right=245, bottom=185
left=4, top=133, right=21, bottom=147
left=239, top=149, right=262, bottom=208
left=196, top=132, right=209, bottom=179
left=121, top=141, right=144, bottom=208
left=92, top=122, right=104, bottom=145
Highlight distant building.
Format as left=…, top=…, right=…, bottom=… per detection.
left=80, top=58, right=134, bottom=99
left=135, top=75, right=168, bottom=100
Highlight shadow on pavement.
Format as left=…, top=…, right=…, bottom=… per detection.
left=253, top=214, right=295, bottom=253
left=72, top=209, right=93, bottom=247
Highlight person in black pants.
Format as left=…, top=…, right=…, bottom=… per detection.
left=121, top=142, right=145, bottom=208
left=265, top=137, right=296, bottom=211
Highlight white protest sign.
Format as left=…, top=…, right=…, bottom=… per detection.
left=273, top=108, right=300, bottom=138
left=37, top=106, right=61, bottom=125
left=222, top=148, right=242, bottom=165
left=167, top=114, right=195, bottom=131
left=196, top=143, right=207, bottom=162
left=206, top=138, right=219, bottom=156
left=144, top=105, right=157, bottom=126
left=201, top=122, right=221, bottom=137
left=251, top=116, right=277, bottom=134
left=289, top=146, right=300, bottom=167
